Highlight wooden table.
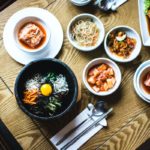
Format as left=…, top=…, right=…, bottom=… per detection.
left=0, top=0, right=150, bottom=149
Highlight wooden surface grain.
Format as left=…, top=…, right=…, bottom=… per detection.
left=0, top=78, right=52, bottom=150
left=98, top=107, right=150, bottom=150
left=0, top=0, right=150, bottom=149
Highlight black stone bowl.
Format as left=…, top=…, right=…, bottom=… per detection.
left=14, top=58, right=78, bottom=121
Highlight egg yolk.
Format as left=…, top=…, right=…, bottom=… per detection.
left=40, top=84, right=52, bottom=96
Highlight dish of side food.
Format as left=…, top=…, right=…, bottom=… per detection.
left=138, top=0, right=150, bottom=46
left=87, top=63, right=116, bottom=92
left=144, top=0, right=150, bottom=34
left=70, top=0, right=91, bottom=6
left=14, top=16, right=50, bottom=53
left=104, top=26, right=141, bottom=63
left=15, top=59, right=78, bottom=120
left=67, top=13, right=105, bottom=51
left=71, top=19, right=99, bottom=47
left=3, top=7, right=63, bottom=64
left=107, top=31, right=136, bottom=58
left=134, top=60, right=150, bottom=103
left=137, top=64, right=150, bottom=101
left=83, top=58, right=121, bottom=96
left=142, top=71, right=150, bottom=94
left=18, top=22, right=47, bottom=50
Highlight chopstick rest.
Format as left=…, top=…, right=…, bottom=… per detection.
left=50, top=103, right=107, bottom=150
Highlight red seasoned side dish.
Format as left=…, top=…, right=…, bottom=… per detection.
left=87, top=63, right=116, bottom=92
left=142, top=71, right=150, bottom=94
left=18, top=22, right=46, bottom=49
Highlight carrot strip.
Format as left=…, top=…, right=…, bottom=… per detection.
left=23, top=89, right=39, bottom=105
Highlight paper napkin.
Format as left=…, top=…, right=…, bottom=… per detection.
left=111, top=0, right=128, bottom=10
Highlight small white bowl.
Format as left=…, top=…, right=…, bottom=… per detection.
left=133, top=60, right=150, bottom=103
left=104, top=26, right=142, bottom=63
left=67, top=13, right=105, bottom=52
left=14, top=16, right=50, bottom=53
left=82, top=58, right=121, bottom=96
left=137, top=64, right=150, bottom=100
left=70, top=0, right=91, bottom=6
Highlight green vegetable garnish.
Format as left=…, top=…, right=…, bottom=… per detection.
left=45, top=72, right=56, bottom=83
left=144, top=0, right=150, bottom=14
left=46, top=96, right=61, bottom=113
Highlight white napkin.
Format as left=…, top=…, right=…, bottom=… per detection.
left=111, top=0, right=128, bottom=10
left=50, top=104, right=107, bottom=150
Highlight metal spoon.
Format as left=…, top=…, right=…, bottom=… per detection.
left=56, top=101, right=107, bottom=146
left=87, top=101, right=107, bottom=118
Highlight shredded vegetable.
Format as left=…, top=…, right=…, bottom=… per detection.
left=25, top=74, right=42, bottom=90
left=23, top=72, right=69, bottom=117
left=53, top=74, right=69, bottom=95
left=23, top=89, right=39, bottom=105
left=71, top=19, right=99, bottom=47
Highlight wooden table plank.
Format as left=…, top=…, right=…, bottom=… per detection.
left=0, top=77, right=13, bottom=102
left=97, top=107, right=150, bottom=150
left=0, top=78, right=52, bottom=149
left=0, top=40, right=22, bottom=91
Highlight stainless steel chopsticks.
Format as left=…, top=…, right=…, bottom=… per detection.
left=56, top=119, right=87, bottom=146
left=56, top=112, right=104, bottom=146
left=60, top=107, right=113, bottom=150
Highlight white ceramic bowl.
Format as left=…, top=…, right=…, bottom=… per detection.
left=14, top=16, right=50, bottom=53
left=70, top=0, right=91, bottom=6
left=137, top=64, right=150, bottom=100
left=82, top=58, right=121, bottom=96
left=67, top=13, right=105, bottom=52
left=133, top=60, right=150, bottom=103
left=104, top=26, right=142, bottom=63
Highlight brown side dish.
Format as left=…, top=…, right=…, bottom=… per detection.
left=18, top=22, right=46, bottom=50
left=107, top=31, right=136, bottom=58
left=87, top=63, right=116, bottom=92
